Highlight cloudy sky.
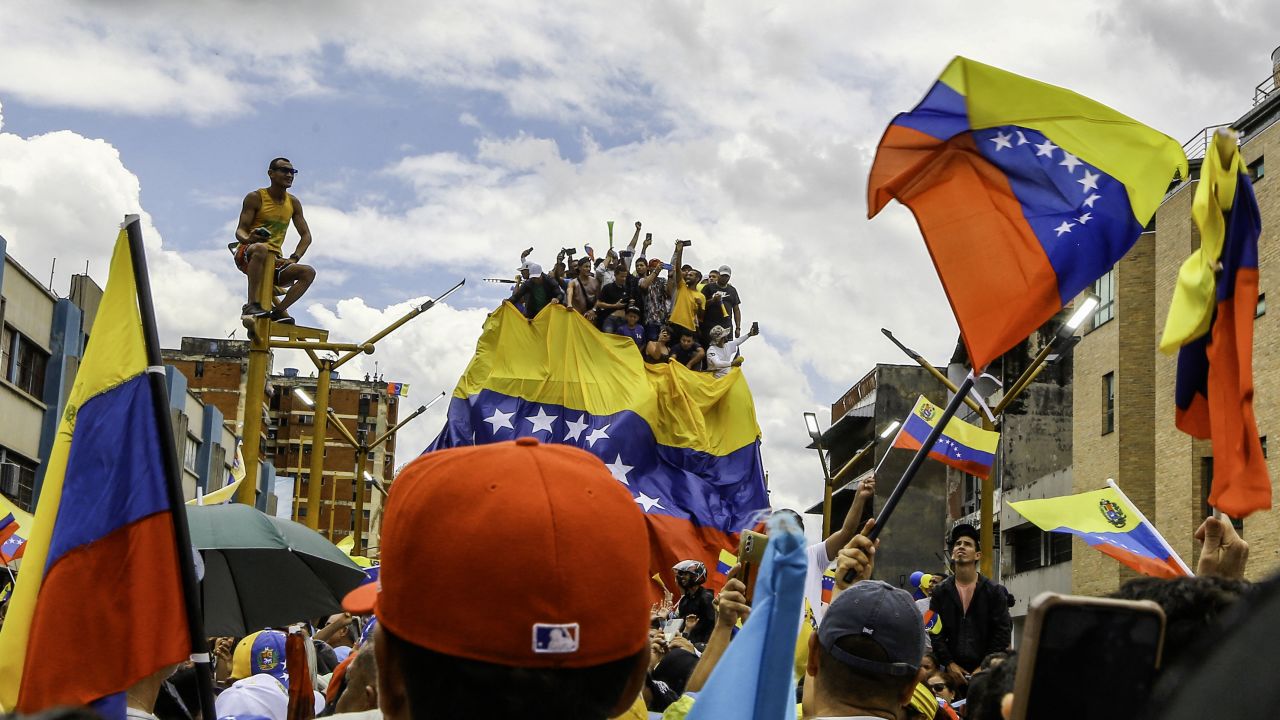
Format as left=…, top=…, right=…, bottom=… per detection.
left=1, top=0, right=1276, bottom=517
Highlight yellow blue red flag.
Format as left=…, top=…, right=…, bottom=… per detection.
left=1165, top=131, right=1270, bottom=517
left=868, top=57, right=1187, bottom=370
left=427, top=302, right=768, bottom=592
left=1009, top=481, right=1191, bottom=578
left=893, top=396, right=1000, bottom=479
left=0, top=230, right=189, bottom=715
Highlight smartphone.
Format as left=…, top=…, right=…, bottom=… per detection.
left=677, top=239, right=692, bottom=247
left=750, top=322, right=759, bottom=334
left=662, top=618, right=685, bottom=643
left=737, top=530, right=768, bottom=604
left=645, top=232, right=653, bottom=240
left=1009, top=592, right=1165, bottom=720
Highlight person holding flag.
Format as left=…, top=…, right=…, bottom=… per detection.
left=927, top=524, right=1012, bottom=678
left=803, top=475, right=876, bottom=628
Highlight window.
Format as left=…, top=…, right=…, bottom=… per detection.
left=1258, top=293, right=1267, bottom=318
left=1249, top=156, right=1265, bottom=182
left=1008, top=525, right=1073, bottom=574
left=1102, top=373, right=1115, bottom=435
left=1092, top=268, right=1116, bottom=326
left=1200, top=457, right=1245, bottom=534
left=358, top=396, right=371, bottom=419
left=1262, top=435, right=1269, bottom=459
left=0, top=449, right=39, bottom=512
left=184, top=435, right=201, bottom=472
left=194, top=360, right=205, bottom=378
left=6, top=331, right=49, bottom=398
left=0, top=325, right=11, bottom=378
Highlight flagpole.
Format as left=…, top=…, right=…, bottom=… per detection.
left=123, top=216, right=217, bottom=720
left=845, top=375, right=975, bottom=583
left=1105, top=478, right=1194, bottom=576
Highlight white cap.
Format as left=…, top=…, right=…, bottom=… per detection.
left=717, top=265, right=732, bottom=276
left=527, top=262, right=543, bottom=276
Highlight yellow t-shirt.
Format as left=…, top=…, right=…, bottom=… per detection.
left=611, top=693, right=648, bottom=720
left=253, top=188, right=294, bottom=254
left=669, top=281, right=705, bottom=332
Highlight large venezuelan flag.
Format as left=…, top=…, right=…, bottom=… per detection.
left=0, top=230, right=189, bottom=714
left=1009, top=483, right=1191, bottom=579
left=868, top=57, right=1187, bottom=371
left=427, top=302, right=769, bottom=592
left=1165, top=131, right=1271, bottom=518
left=893, top=395, right=1000, bottom=479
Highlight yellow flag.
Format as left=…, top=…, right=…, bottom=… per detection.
left=1159, top=130, right=1244, bottom=352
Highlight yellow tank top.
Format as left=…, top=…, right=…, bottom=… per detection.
left=252, top=188, right=294, bottom=254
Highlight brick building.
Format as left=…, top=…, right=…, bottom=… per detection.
left=1072, top=51, right=1280, bottom=594
left=164, top=337, right=404, bottom=553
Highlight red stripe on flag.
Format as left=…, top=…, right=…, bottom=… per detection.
left=1094, top=544, right=1185, bottom=579
left=643, top=515, right=740, bottom=599
left=868, top=125, right=1063, bottom=369
left=18, top=513, right=188, bottom=711
left=894, top=432, right=993, bottom=480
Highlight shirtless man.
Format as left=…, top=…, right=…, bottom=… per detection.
left=234, top=157, right=316, bottom=324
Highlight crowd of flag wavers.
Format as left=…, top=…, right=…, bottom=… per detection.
left=2, top=52, right=1278, bottom=720
left=503, top=221, right=760, bottom=376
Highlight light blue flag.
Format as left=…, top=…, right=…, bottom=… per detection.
left=687, top=512, right=806, bottom=720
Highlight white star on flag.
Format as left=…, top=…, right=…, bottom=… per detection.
left=605, top=455, right=633, bottom=485
left=990, top=131, right=1013, bottom=151
left=586, top=424, right=611, bottom=447
left=1082, top=193, right=1101, bottom=208
left=1034, top=139, right=1058, bottom=158
left=1015, top=130, right=1029, bottom=145
left=1078, top=170, right=1101, bottom=192
left=1059, top=152, right=1082, bottom=173
left=1054, top=221, right=1076, bottom=236
left=525, top=407, right=558, bottom=435
left=635, top=492, right=664, bottom=512
left=484, top=408, right=515, bottom=433
left=564, top=414, right=590, bottom=442
left=1077, top=212, right=1093, bottom=224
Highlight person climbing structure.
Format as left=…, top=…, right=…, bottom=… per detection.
left=234, top=157, right=316, bottom=325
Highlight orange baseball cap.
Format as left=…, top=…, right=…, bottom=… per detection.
left=343, top=437, right=650, bottom=668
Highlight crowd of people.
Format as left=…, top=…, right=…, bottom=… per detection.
left=0, top=439, right=1261, bottom=720
left=506, top=221, right=759, bottom=375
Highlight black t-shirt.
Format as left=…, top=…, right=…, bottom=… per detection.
left=672, top=341, right=703, bottom=368
left=599, top=280, right=632, bottom=315
left=701, top=283, right=740, bottom=327
left=676, top=587, right=717, bottom=645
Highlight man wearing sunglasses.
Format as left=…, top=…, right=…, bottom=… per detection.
left=234, top=157, right=316, bottom=324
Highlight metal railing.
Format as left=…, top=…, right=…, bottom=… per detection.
left=1255, top=73, right=1278, bottom=107
left=1181, top=123, right=1234, bottom=161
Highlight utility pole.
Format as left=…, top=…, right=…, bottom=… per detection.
left=324, top=392, right=444, bottom=550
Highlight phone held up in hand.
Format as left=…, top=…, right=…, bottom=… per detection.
left=750, top=321, right=759, bottom=334
left=1009, top=592, right=1165, bottom=720
left=737, top=530, right=768, bottom=605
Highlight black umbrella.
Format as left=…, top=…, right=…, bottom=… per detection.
left=186, top=504, right=367, bottom=637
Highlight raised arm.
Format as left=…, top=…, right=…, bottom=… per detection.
left=624, top=221, right=642, bottom=255
left=685, top=566, right=750, bottom=693
left=668, top=243, right=685, bottom=302
left=823, top=475, right=876, bottom=562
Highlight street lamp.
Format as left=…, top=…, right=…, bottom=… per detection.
left=803, top=411, right=837, bottom=536
left=819, top=420, right=902, bottom=537
left=294, top=387, right=315, bottom=407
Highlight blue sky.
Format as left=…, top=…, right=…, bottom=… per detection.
left=1, top=0, right=1276, bottom=516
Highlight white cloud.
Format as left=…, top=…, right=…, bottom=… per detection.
left=0, top=101, right=241, bottom=342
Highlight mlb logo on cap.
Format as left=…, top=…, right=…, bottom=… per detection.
left=533, top=623, right=580, bottom=654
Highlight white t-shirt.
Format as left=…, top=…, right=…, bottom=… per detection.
left=705, top=336, right=749, bottom=378
left=803, top=540, right=834, bottom=627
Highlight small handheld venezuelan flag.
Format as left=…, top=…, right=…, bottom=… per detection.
left=715, top=548, right=737, bottom=579
left=893, top=396, right=1000, bottom=479
left=868, top=57, right=1187, bottom=371
left=1009, top=480, right=1192, bottom=578
left=820, top=568, right=836, bottom=605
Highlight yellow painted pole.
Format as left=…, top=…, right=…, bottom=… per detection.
left=235, top=251, right=278, bottom=506
left=305, top=360, right=332, bottom=530
left=980, top=415, right=996, bottom=578
left=353, top=445, right=368, bottom=554
left=292, top=432, right=307, bottom=521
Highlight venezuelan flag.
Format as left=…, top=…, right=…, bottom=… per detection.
left=1165, top=131, right=1270, bottom=517
left=820, top=568, right=835, bottom=605
left=426, top=302, right=768, bottom=592
left=0, top=230, right=189, bottom=714
left=1009, top=482, right=1191, bottom=578
left=0, top=496, right=31, bottom=564
left=715, top=548, right=737, bottom=579
left=893, top=396, right=1000, bottom=479
left=868, top=57, right=1187, bottom=371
